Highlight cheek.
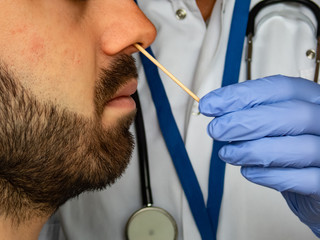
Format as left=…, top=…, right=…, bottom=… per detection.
left=24, top=34, right=75, bottom=67
left=5, top=25, right=48, bottom=66
left=8, top=25, right=82, bottom=68
left=3, top=25, right=96, bottom=116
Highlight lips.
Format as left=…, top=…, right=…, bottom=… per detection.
left=105, top=79, right=138, bottom=108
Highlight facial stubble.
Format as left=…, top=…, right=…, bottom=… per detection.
left=0, top=55, right=137, bottom=224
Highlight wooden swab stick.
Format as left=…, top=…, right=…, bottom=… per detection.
left=134, top=43, right=200, bottom=102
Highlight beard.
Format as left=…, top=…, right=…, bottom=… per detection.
left=0, top=55, right=137, bottom=224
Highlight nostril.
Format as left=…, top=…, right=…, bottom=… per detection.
left=138, top=23, right=157, bottom=49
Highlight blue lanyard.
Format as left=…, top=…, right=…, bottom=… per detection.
left=207, top=1, right=252, bottom=236
left=136, top=0, right=251, bottom=239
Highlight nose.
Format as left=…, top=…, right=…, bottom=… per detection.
left=97, top=1, right=157, bottom=56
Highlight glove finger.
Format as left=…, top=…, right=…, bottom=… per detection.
left=208, top=100, right=320, bottom=141
left=219, top=135, right=320, bottom=168
left=241, top=167, right=320, bottom=200
left=199, top=75, right=320, bottom=117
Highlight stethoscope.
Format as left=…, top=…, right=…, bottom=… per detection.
left=126, top=92, right=178, bottom=240
left=125, top=1, right=320, bottom=239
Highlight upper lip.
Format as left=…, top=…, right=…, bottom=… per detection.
left=109, top=79, right=138, bottom=100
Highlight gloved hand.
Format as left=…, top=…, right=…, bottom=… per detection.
left=199, top=75, right=320, bottom=237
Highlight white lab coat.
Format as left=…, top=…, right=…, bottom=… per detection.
left=48, top=0, right=320, bottom=239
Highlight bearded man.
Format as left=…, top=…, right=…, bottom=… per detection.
left=0, top=1, right=156, bottom=239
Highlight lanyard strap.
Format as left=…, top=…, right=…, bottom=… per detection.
left=140, top=49, right=215, bottom=239
left=207, top=0, right=251, bottom=236
left=136, top=0, right=251, bottom=238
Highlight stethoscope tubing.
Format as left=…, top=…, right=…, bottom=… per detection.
left=246, top=0, right=320, bottom=82
left=246, top=0, right=320, bottom=37
left=132, top=92, right=153, bottom=207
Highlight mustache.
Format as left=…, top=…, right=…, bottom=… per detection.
left=94, top=55, right=138, bottom=117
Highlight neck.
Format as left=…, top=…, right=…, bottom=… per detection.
left=0, top=216, right=48, bottom=240
left=196, top=0, right=217, bottom=22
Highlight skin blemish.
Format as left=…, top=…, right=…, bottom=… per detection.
left=10, top=24, right=28, bottom=35
left=63, top=48, right=82, bottom=65
left=71, top=52, right=82, bottom=65
left=28, top=35, right=46, bottom=63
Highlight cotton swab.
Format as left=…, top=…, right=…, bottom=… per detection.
left=134, top=43, right=200, bottom=102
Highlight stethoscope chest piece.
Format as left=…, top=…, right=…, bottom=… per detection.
left=126, top=206, right=178, bottom=240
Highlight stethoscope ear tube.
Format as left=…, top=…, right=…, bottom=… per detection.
left=246, top=0, right=320, bottom=82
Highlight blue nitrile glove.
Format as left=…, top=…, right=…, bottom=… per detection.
left=199, top=75, right=320, bottom=237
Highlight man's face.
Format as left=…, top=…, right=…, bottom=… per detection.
left=0, top=0, right=156, bottom=221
